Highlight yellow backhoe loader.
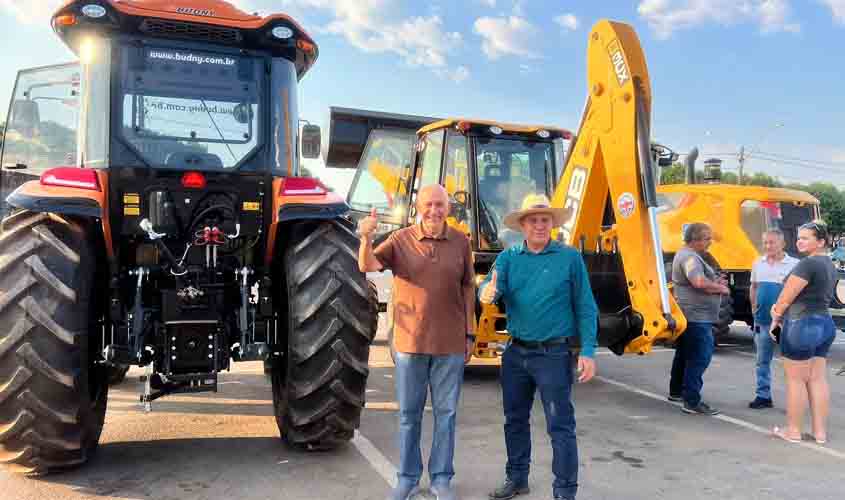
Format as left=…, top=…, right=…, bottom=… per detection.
left=328, top=20, right=687, bottom=357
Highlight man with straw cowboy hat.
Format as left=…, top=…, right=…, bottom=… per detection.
left=480, top=193, right=598, bottom=500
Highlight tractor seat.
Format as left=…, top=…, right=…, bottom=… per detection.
left=478, top=164, right=507, bottom=208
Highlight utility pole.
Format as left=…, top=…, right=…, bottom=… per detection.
left=738, top=146, right=745, bottom=185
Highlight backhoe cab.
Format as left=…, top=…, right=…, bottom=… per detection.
left=0, top=0, right=377, bottom=475
left=334, top=21, right=687, bottom=359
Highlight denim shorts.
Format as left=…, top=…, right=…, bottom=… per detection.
left=780, top=313, right=837, bottom=361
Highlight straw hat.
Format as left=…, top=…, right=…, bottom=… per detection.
left=503, top=193, right=571, bottom=231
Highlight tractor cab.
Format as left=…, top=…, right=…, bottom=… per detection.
left=343, top=116, right=572, bottom=257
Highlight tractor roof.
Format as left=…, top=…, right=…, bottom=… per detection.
left=657, top=183, right=819, bottom=204
left=52, top=0, right=318, bottom=78
left=419, top=118, right=573, bottom=140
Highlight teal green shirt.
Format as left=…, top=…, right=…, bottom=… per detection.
left=480, top=240, right=599, bottom=357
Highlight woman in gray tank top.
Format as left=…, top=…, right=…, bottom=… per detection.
left=769, top=222, right=837, bottom=444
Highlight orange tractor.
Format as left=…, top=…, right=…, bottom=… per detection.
left=0, top=0, right=377, bottom=474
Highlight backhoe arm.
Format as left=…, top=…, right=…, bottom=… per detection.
left=552, top=20, right=686, bottom=354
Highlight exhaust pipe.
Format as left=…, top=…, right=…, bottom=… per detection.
left=685, top=147, right=699, bottom=184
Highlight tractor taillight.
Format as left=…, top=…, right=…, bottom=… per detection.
left=280, top=177, right=328, bottom=196
left=181, top=171, right=207, bottom=189
left=40, top=167, right=100, bottom=191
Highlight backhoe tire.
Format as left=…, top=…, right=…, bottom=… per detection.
left=0, top=211, right=108, bottom=475
left=272, top=219, right=378, bottom=450
left=712, top=294, right=735, bottom=345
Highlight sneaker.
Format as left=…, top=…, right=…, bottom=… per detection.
left=489, top=478, right=530, bottom=499
left=748, top=397, right=773, bottom=409
left=553, top=493, right=575, bottom=500
left=682, top=401, right=720, bottom=415
left=387, top=482, right=420, bottom=500
left=431, top=481, right=457, bottom=500
left=668, top=394, right=683, bottom=403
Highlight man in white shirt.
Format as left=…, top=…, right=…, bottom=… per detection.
left=749, top=229, right=799, bottom=409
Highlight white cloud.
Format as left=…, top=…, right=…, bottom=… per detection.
left=280, top=0, right=465, bottom=79
left=0, top=0, right=64, bottom=25
left=637, top=0, right=800, bottom=39
left=473, top=16, right=540, bottom=60
left=821, top=0, right=845, bottom=24
left=436, top=65, right=470, bottom=83
left=477, top=0, right=497, bottom=7
left=554, top=13, right=579, bottom=31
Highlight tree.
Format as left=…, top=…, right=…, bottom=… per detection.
left=803, top=182, right=845, bottom=236
left=659, top=162, right=687, bottom=184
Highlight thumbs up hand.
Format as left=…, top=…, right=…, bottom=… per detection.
left=358, top=207, right=379, bottom=239
left=480, top=269, right=499, bottom=304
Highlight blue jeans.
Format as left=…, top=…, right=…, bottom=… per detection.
left=394, top=352, right=465, bottom=488
left=753, top=323, right=776, bottom=400
left=669, top=321, right=714, bottom=407
left=501, top=341, right=578, bottom=499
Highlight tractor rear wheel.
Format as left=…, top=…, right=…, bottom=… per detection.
left=0, top=211, right=108, bottom=475
left=272, top=219, right=378, bottom=449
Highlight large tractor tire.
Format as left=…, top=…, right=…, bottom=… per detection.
left=0, top=211, right=108, bottom=475
left=712, top=294, right=735, bottom=344
left=272, top=219, right=378, bottom=450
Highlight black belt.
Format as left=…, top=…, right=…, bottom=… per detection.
left=511, top=336, right=569, bottom=349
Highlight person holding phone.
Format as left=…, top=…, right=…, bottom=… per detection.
left=479, top=194, right=597, bottom=500
left=748, top=229, right=799, bottom=409
left=769, top=221, right=837, bottom=444
left=668, top=223, right=729, bottom=415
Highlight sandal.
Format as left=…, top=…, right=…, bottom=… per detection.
left=772, top=426, right=801, bottom=443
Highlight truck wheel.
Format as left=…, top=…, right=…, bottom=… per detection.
left=712, top=294, right=734, bottom=345
left=106, top=366, right=129, bottom=385
left=272, top=219, right=378, bottom=449
left=0, top=211, right=108, bottom=475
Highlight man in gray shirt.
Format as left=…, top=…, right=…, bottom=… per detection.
left=669, top=223, right=730, bottom=415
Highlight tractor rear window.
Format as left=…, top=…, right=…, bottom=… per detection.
left=118, top=44, right=262, bottom=170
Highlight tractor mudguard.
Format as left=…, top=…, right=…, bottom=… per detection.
left=265, top=177, right=350, bottom=264
left=4, top=171, right=115, bottom=258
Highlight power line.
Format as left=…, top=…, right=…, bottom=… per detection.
left=754, top=150, right=845, bottom=168
left=746, top=154, right=845, bottom=175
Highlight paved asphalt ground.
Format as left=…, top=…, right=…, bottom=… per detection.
left=3, top=315, right=845, bottom=500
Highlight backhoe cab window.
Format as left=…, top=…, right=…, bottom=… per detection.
left=475, top=137, right=555, bottom=250
left=347, top=129, right=415, bottom=219
left=119, top=45, right=262, bottom=170
left=740, top=200, right=815, bottom=255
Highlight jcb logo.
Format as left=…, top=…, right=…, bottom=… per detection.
left=607, top=40, right=629, bottom=86
left=560, top=166, right=587, bottom=243
left=175, top=7, right=214, bottom=17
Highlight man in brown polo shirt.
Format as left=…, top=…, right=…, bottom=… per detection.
left=359, top=184, right=475, bottom=500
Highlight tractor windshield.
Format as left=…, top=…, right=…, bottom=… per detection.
left=740, top=200, right=817, bottom=256
left=474, top=137, right=556, bottom=250
left=118, top=43, right=263, bottom=170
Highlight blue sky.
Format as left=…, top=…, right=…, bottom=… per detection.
left=2, top=0, right=844, bottom=192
